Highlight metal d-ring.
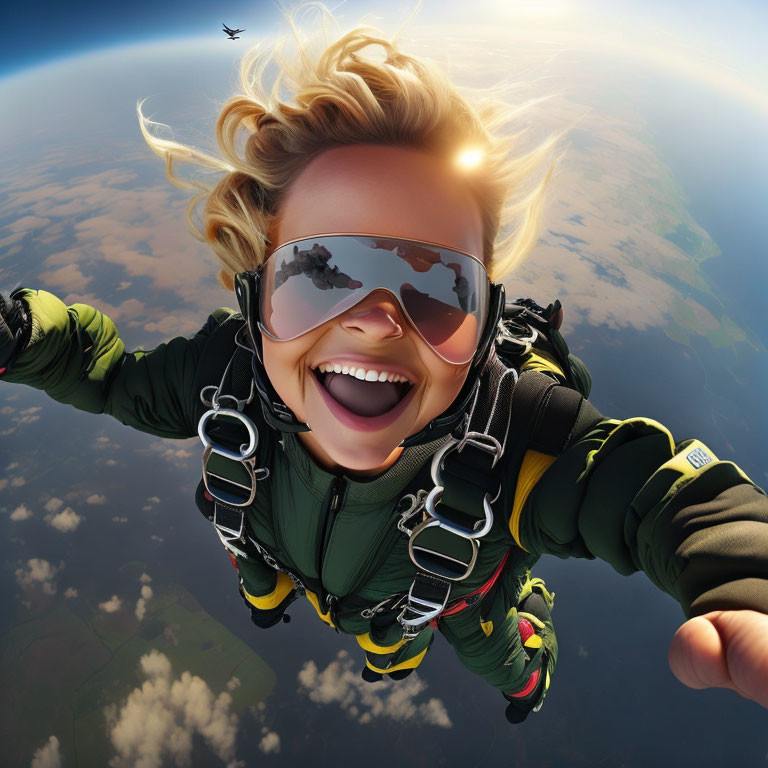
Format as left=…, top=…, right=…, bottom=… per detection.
left=198, top=407, right=259, bottom=461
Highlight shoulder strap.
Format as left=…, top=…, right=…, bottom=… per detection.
left=498, top=298, right=592, bottom=399
left=396, top=357, right=585, bottom=638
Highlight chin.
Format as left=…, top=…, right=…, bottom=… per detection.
left=324, top=438, right=402, bottom=474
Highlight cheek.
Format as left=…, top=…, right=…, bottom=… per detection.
left=261, top=337, right=305, bottom=405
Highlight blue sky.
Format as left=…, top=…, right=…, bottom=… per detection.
left=1, top=0, right=767, bottom=78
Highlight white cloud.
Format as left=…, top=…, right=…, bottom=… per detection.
left=5, top=461, right=19, bottom=470
left=0, top=478, right=7, bottom=491
left=64, top=587, right=79, bottom=599
left=10, top=504, right=32, bottom=521
left=146, top=496, right=160, bottom=505
left=135, top=586, right=153, bottom=622
left=87, top=493, right=106, bottom=505
left=30, top=735, right=61, bottom=768
left=259, top=729, right=280, bottom=755
left=107, top=649, right=240, bottom=768
left=44, top=497, right=63, bottom=513
left=47, top=507, right=83, bottom=533
left=139, top=573, right=152, bottom=584
left=10, top=476, right=26, bottom=487
left=112, top=516, right=128, bottom=524
left=226, top=677, right=241, bottom=692
left=297, top=650, right=452, bottom=728
left=99, top=595, right=122, bottom=613
left=15, top=558, right=58, bottom=595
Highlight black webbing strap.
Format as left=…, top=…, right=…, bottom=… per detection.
left=438, top=356, right=520, bottom=525
left=400, top=364, right=586, bottom=638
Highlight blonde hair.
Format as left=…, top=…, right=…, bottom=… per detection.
left=138, top=3, right=568, bottom=289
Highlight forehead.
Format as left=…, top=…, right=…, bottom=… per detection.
left=271, top=144, right=484, bottom=258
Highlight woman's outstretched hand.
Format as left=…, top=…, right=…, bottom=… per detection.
left=668, top=609, right=768, bottom=710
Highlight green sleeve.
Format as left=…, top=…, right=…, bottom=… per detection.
left=2, top=288, right=238, bottom=439
left=515, top=401, right=768, bottom=619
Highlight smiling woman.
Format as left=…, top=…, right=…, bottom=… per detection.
left=3, top=0, right=768, bottom=742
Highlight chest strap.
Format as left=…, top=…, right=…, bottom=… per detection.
left=397, top=362, right=584, bottom=639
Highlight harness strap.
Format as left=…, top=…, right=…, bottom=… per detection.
left=433, top=549, right=511, bottom=622
left=399, top=363, right=585, bottom=640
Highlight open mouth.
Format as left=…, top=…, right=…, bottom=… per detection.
left=311, top=367, right=414, bottom=418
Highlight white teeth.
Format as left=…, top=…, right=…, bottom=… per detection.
left=314, top=363, right=411, bottom=385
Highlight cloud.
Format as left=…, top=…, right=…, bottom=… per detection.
left=259, top=729, right=280, bottom=755
left=10, top=476, right=25, bottom=487
left=112, top=516, right=128, bottom=524
left=15, top=558, right=58, bottom=595
left=297, top=650, right=452, bottom=728
left=6, top=461, right=19, bottom=470
left=87, top=494, right=106, bottom=505
left=135, top=584, right=154, bottom=621
left=139, top=573, right=152, bottom=584
left=44, top=498, right=64, bottom=513
left=0, top=479, right=7, bottom=491
left=107, top=649, right=240, bottom=768
left=226, top=677, right=241, bottom=692
left=46, top=507, right=83, bottom=533
left=146, top=497, right=161, bottom=505
left=143, top=441, right=194, bottom=468
left=10, top=504, right=32, bottom=521
left=64, top=587, right=79, bottom=599
left=30, top=735, right=61, bottom=768
left=99, top=595, right=122, bottom=613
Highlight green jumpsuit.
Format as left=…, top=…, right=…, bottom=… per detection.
left=4, top=288, right=768, bottom=716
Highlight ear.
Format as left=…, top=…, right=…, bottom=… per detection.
left=217, top=270, right=235, bottom=292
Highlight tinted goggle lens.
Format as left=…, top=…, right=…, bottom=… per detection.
left=258, top=236, right=489, bottom=365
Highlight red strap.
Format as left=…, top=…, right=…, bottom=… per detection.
left=507, top=668, right=540, bottom=698
left=204, top=490, right=213, bottom=502
left=429, top=549, right=511, bottom=627
left=0, top=367, right=6, bottom=376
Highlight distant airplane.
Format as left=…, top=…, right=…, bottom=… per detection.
left=223, top=23, right=245, bottom=40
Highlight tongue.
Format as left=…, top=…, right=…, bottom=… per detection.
left=323, top=372, right=405, bottom=417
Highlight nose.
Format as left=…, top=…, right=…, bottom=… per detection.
left=338, top=289, right=406, bottom=342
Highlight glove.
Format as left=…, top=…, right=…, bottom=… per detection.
left=0, top=292, right=31, bottom=370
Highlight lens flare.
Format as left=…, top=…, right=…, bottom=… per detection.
left=455, top=148, right=484, bottom=170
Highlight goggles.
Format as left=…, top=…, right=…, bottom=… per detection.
left=256, top=234, right=491, bottom=365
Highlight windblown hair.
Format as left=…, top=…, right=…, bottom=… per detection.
left=138, top=2, right=569, bottom=289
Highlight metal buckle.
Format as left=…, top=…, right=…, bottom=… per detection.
left=211, top=502, right=249, bottom=558
left=425, top=486, right=495, bottom=539
left=425, top=431, right=500, bottom=539
left=398, top=576, right=451, bottom=637
left=360, top=593, right=407, bottom=619
left=198, top=407, right=260, bottom=461
left=430, top=432, right=502, bottom=485
left=408, top=519, right=478, bottom=581
left=396, top=490, right=428, bottom=536
left=202, top=445, right=268, bottom=507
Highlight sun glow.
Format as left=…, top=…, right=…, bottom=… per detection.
left=455, top=147, right=484, bottom=170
